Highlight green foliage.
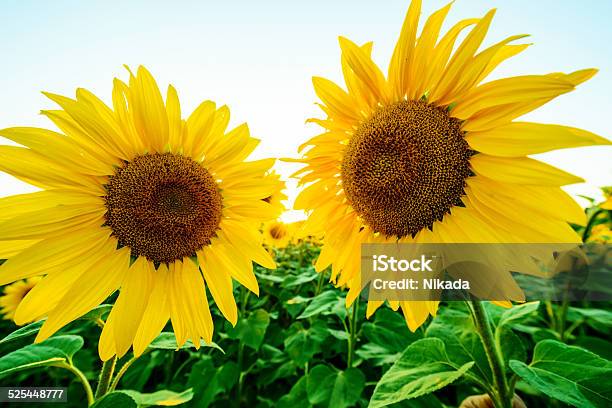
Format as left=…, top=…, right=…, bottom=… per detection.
left=510, top=340, right=612, bottom=407
left=0, top=239, right=611, bottom=407
left=369, top=338, right=475, bottom=407
left=91, top=392, right=136, bottom=408
left=0, top=335, right=83, bottom=378
left=148, top=332, right=223, bottom=353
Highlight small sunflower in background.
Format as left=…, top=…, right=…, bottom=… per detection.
left=262, top=172, right=288, bottom=216
left=600, top=186, right=612, bottom=210
left=587, top=225, right=611, bottom=244
left=263, top=220, right=293, bottom=249
left=0, top=66, right=282, bottom=359
left=294, top=0, right=610, bottom=329
left=0, top=277, right=42, bottom=321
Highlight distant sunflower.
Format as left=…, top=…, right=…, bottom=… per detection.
left=294, top=0, right=610, bottom=329
left=262, top=172, right=288, bottom=216
left=262, top=220, right=292, bottom=249
left=0, top=277, right=42, bottom=321
left=0, top=66, right=282, bottom=359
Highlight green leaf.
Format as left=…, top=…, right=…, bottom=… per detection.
left=499, top=328, right=526, bottom=365
left=369, top=338, right=475, bottom=408
left=510, top=340, right=612, bottom=408
left=569, top=307, right=612, bottom=333
left=362, top=308, right=421, bottom=354
left=147, top=332, right=223, bottom=353
left=81, top=304, right=113, bottom=321
left=0, top=305, right=113, bottom=345
left=91, top=392, right=137, bottom=408
left=306, top=365, right=365, bottom=408
left=188, top=357, right=239, bottom=407
left=121, top=389, right=193, bottom=407
left=226, top=309, right=270, bottom=350
left=298, top=290, right=345, bottom=319
left=574, top=336, right=612, bottom=360
left=277, top=376, right=309, bottom=408
left=283, top=271, right=319, bottom=287
left=497, top=302, right=540, bottom=329
left=0, top=320, right=44, bottom=345
left=284, top=322, right=328, bottom=366
left=425, top=307, right=492, bottom=384
left=0, top=335, right=84, bottom=379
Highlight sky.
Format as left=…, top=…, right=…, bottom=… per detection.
left=0, top=0, right=610, bottom=220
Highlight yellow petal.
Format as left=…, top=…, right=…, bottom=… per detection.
left=186, top=101, right=216, bottom=158
left=400, top=301, right=431, bottom=331
left=198, top=249, right=238, bottom=325
left=112, top=257, right=154, bottom=357
left=166, top=85, right=183, bottom=151
left=211, top=238, right=259, bottom=295
left=421, top=18, right=479, bottom=97
left=466, top=122, right=611, bottom=156
left=0, top=240, right=37, bottom=258
left=409, top=1, right=453, bottom=99
left=476, top=44, right=531, bottom=84
left=35, top=245, right=130, bottom=342
left=218, top=220, right=276, bottom=269
left=0, top=226, right=111, bottom=286
left=0, top=146, right=102, bottom=191
left=388, top=0, right=421, bottom=99
left=452, top=75, right=574, bottom=119
left=112, top=78, right=147, bottom=153
left=128, top=66, right=169, bottom=152
left=133, top=264, right=171, bottom=357
left=0, top=127, right=113, bottom=176
left=467, top=177, right=587, bottom=226
left=430, top=9, right=497, bottom=103
left=14, top=238, right=116, bottom=324
left=312, top=77, right=360, bottom=122
left=339, top=36, right=389, bottom=105
left=438, top=34, right=529, bottom=105
left=41, top=109, right=120, bottom=166
left=470, top=154, right=584, bottom=185
left=0, top=204, right=104, bottom=241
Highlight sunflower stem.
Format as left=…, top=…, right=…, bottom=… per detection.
left=95, top=356, right=116, bottom=400
left=467, top=297, right=511, bottom=408
left=347, top=301, right=359, bottom=368
left=55, top=362, right=94, bottom=406
left=109, top=354, right=140, bottom=392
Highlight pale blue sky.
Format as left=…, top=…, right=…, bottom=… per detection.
left=1, top=0, right=610, bottom=216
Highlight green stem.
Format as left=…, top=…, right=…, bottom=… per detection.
left=95, top=356, right=117, bottom=400
left=347, top=301, right=359, bottom=368
left=582, top=209, right=603, bottom=242
left=468, top=297, right=511, bottom=408
left=234, top=286, right=249, bottom=408
left=109, top=354, right=140, bottom=392
left=314, top=270, right=326, bottom=296
left=55, top=362, right=94, bottom=406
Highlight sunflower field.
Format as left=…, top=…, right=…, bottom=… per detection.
left=1, top=0, right=611, bottom=407
left=0, top=198, right=611, bottom=408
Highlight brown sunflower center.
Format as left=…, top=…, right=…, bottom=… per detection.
left=269, top=224, right=286, bottom=239
left=104, top=153, right=222, bottom=264
left=340, top=100, right=472, bottom=238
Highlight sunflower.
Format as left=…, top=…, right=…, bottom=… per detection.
left=262, top=220, right=293, bottom=249
left=294, top=0, right=610, bottom=330
left=0, top=66, right=282, bottom=359
left=262, top=172, right=288, bottom=216
left=0, top=277, right=42, bottom=321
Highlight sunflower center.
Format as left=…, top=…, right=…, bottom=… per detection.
left=269, top=224, right=286, bottom=239
left=341, top=100, right=472, bottom=238
left=104, top=153, right=223, bottom=264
